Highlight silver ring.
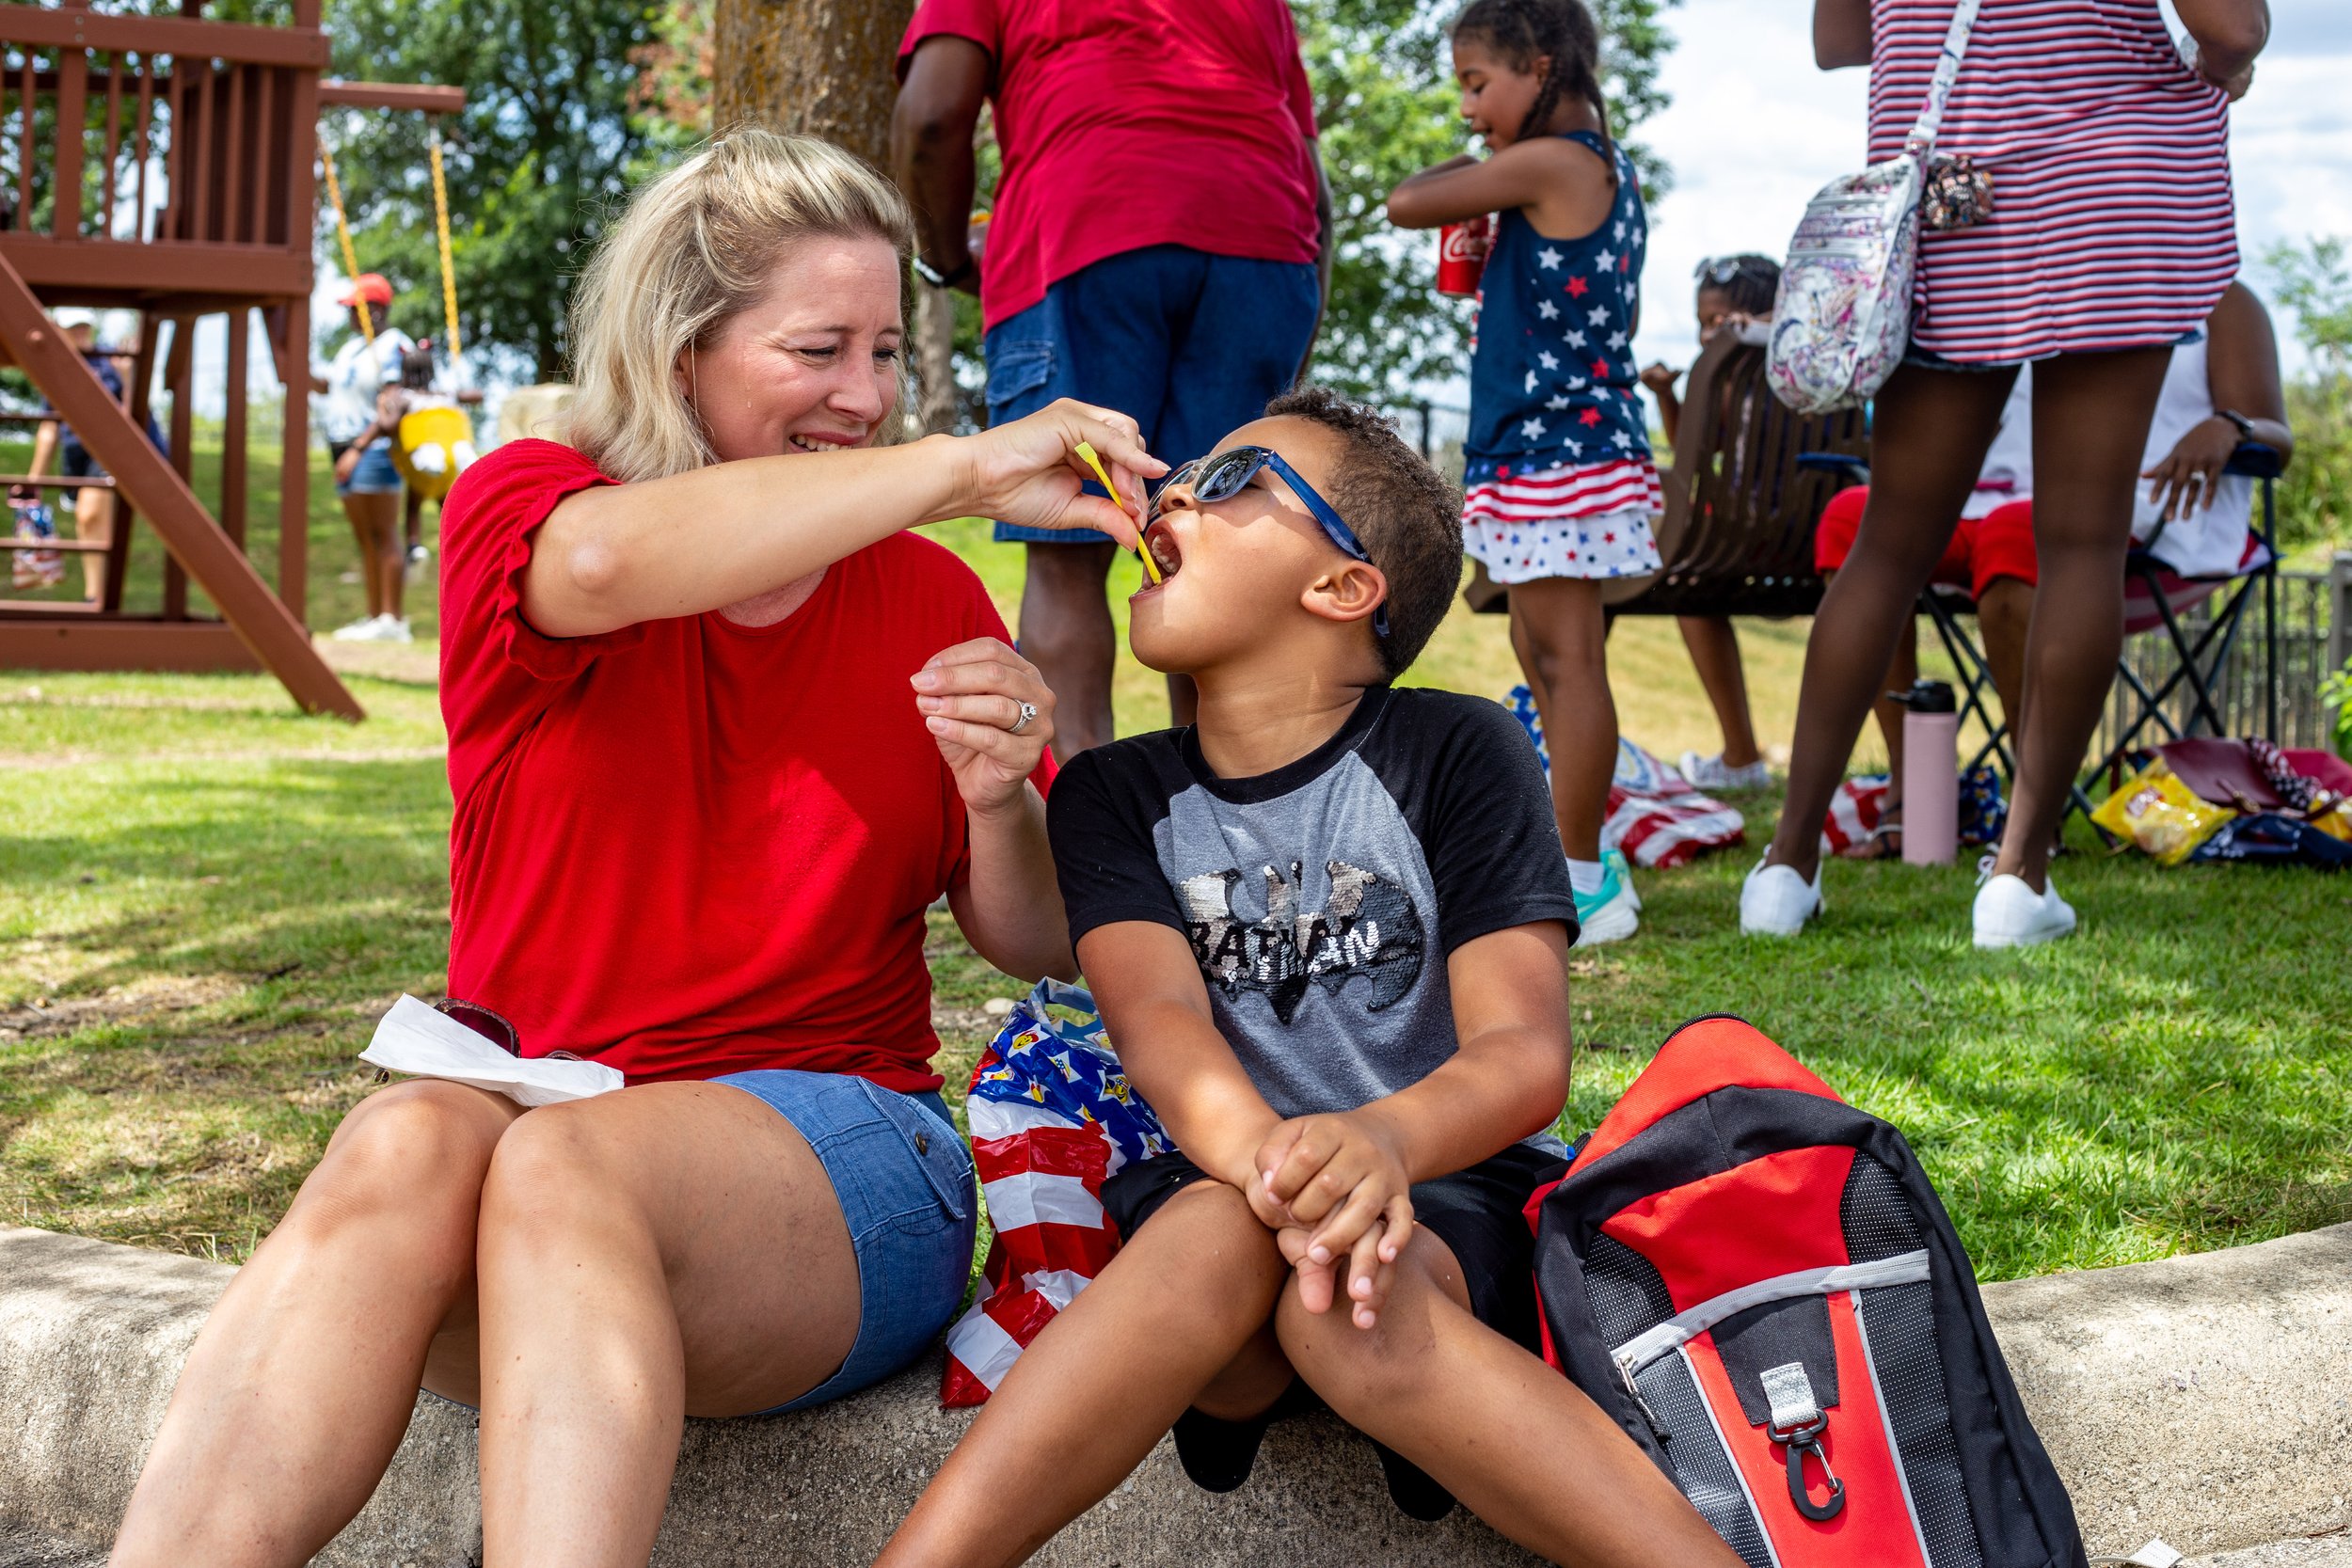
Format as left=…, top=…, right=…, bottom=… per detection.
left=1008, top=700, right=1038, bottom=736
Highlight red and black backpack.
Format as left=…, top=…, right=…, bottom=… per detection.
left=1530, top=1016, right=2088, bottom=1568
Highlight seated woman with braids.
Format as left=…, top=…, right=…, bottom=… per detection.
left=1639, top=252, right=1781, bottom=793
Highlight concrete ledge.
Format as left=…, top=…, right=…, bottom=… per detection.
left=4, top=1222, right=2348, bottom=1566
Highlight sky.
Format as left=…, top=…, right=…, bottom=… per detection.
left=1629, top=0, right=2352, bottom=382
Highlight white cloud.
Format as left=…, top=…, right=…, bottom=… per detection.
left=1629, top=0, right=2352, bottom=383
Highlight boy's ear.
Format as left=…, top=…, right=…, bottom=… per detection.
left=1300, top=560, right=1390, bottom=631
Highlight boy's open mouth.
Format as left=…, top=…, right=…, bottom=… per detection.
left=1144, top=522, right=1184, bottom=580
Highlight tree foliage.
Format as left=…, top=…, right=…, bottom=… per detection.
left=2263, top=236, right=2352, bottom=549
left=320, top=0, right=684, bottom=382
left=316, top=0, right=1676, bottom=404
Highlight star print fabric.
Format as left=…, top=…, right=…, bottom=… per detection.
left=1463, top=492, right=1662, bottom=583
left=1460, top=131, right=1657, bottom=503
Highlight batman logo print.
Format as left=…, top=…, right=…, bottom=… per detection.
left=1177, top=860, right=1425, bottom=1024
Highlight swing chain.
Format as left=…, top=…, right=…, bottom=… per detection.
left=319, top=145, right=373, bottom=343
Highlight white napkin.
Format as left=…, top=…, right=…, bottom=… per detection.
left=360, top=994, right=624, bottom=1107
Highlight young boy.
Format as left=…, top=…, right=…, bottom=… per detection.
left=877, top=388, right=1737, bottom=1568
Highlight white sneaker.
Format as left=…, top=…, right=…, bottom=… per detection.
left=1680, top=750, right=1772, bottom=792
left=405, top=544, right=431, bottom=585
left=379, top=614, right=414, bottom=644
left=1972, top=874, right=2075, bottom=949
left=330, top=614, right=384, bottom=641
left=1740, top=859, right=1823, bottom=937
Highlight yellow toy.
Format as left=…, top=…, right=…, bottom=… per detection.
left=390, top=404, right=476, bottom=501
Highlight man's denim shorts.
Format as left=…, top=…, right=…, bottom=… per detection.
left=711, top=1069, right=977, bottom=1412
left=985, top=243, right=1320, bottom=546
left=334, top=439, right=403, bottom=497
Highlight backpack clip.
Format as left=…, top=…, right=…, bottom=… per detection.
left=1771, top=1415, right=1847, bottom=1522
left=1760, top=1363, right=1846, bottom=1522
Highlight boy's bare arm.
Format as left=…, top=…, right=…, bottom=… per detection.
left=1261, top=921, right=1574, bottom=1302
left=1076, top=921, right=1284, bottom=1197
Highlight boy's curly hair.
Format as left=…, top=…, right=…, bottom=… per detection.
left=1263, top=387, right=1463, bottom=680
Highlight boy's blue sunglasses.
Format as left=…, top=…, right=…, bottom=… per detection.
left=1151, top=445, right=1391, bottom=640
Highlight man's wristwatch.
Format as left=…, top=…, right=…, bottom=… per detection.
left=913, top=255, right=976, bottom=292
left=2216, top=408, right=2256, bottom=443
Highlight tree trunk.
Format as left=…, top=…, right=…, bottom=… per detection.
left=710, top=0, right=914, bottom=170
left=915, top=288, right=958, bottom=434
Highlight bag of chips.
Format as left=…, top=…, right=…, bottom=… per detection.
left=2090, top=758, right=2235, bottom=866
left=939, top=979, right=1171, bottom=1408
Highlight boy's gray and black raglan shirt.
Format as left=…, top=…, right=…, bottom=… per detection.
left=1047, top=686, right=1580, bottom=1121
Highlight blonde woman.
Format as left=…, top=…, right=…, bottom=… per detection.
left=108, top=130, right=1162, bottom=1568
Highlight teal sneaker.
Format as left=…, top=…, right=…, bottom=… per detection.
left=1602, top=846, right=1641, bottom=911
left=1574, top=862, right=1640, bottom=947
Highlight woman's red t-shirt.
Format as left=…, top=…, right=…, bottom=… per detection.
left=437, top=439, right=1048, bottom=1093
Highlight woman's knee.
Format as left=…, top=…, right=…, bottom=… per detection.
left=476, top=1102, right=612, bottom=1228
left=282, top=1082, right=513, bottom=1263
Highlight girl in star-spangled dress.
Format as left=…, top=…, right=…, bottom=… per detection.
left=1388, top=0, right=1657, bottom=946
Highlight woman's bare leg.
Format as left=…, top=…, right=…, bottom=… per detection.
left=1509, top=577, right=1613, bottom=862
left=109, top=1081, right=524, bottom=1568
left=1676, top=615, right=1760, bottom=768
left=339, top=490, right=402, bottom=619
left=470, top=1080, right=867, bottom=1568
left=1994, top=347, right=2171, bottom=890
left=72, top=486, right=114, bottom=602
left=1765, top=363, right=2016, bottom=879
left=1277, top=1233, right=1741, bottom=1568
left=1880, top=606, right=1920, bottom=803
left=877, top=1180, right=1290, bottom=1568
left=1974, top=574, right=2032, bottom=734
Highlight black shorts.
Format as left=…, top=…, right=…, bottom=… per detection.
left=1103, top=1140, right=1568, bottom=1353
left=1101, top=1139, right=1571, bottom=1517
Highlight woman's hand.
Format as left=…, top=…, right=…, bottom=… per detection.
left=333, top=444, right=361, bottom=484
left=2143, top=415, right=2240, bottom=523
left=951, top=399, right=1164, bottom=547
left=913, top=637, right=1055, bottom=816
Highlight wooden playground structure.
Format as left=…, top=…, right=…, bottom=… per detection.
left=0, top=0, right=462, bottom=720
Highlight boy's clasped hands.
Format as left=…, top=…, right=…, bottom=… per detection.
left=1249, top=1108, right=1416, bottom=1330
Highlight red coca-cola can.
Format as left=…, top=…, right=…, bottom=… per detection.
left=1438, top=214, right=1494, bottom=297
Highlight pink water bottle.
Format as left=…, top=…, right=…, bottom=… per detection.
left=1897, top=679, right=1959, bottom=866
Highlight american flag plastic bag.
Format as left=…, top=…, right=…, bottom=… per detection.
left=1504, top=687, right=1746, bottom=869
left=940, top=978, right=1171, bottom=1408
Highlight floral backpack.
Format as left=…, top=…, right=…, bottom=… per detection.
left=1766, top=0, right=1987, bottom=415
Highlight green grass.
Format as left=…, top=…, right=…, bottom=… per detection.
left=3, top=498, right=2345, bottom=1279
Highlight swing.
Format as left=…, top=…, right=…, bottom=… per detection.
left=322, top=128, right=472, bottom=502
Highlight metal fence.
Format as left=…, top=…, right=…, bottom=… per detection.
left=2095, top=563, right=2344, bottom=757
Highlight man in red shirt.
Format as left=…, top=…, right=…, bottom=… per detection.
left=894, top=0, right=1332, bottom=756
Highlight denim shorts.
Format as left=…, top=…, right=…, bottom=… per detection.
left=985, top=244, right=1320, bottom=546
left=712, top=1069, right=977, bottom=1413
left=334, top=439, right=403, bottom=496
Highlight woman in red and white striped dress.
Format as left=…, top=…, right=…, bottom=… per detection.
left=1745, top=0, right=2270, bottom=948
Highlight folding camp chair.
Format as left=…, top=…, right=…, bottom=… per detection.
left=1797, top=444, right=2285, bottom=823
left=2080, top=441, right=2284, bottom=786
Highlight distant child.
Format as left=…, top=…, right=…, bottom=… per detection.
left=874, top=388, right=1739, bottom=1568
left=1639, top=253, right=1780, bottom=794
left=1386, top=0, right=1657, bottom=946
left=333, top=343, right=477, bottom=608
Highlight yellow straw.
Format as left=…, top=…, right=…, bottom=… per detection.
left=1075, top=440, right=1160, bottom=583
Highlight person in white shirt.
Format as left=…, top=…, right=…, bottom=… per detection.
left=308, top=273, right=416, bottom=641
